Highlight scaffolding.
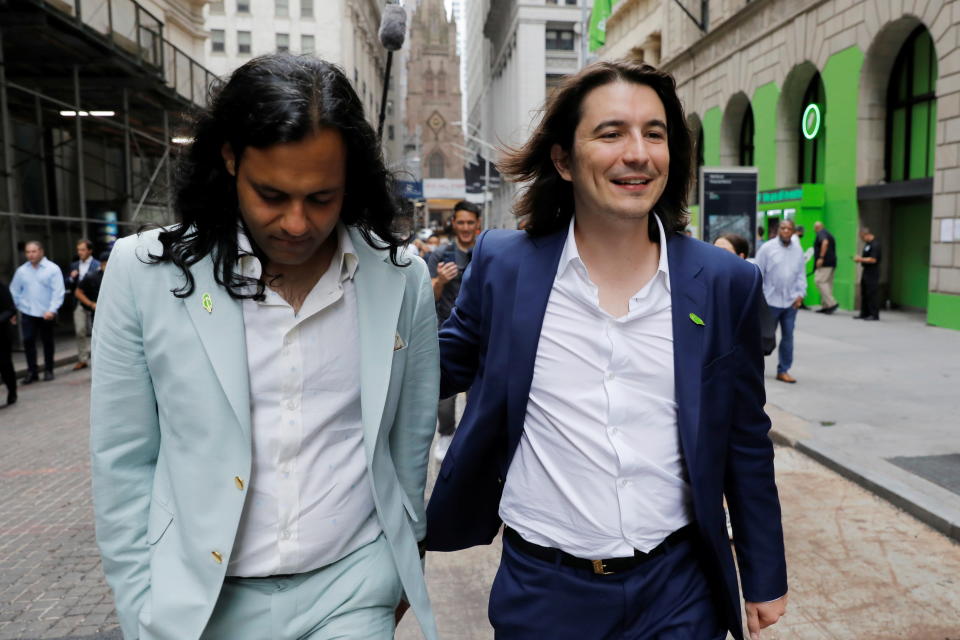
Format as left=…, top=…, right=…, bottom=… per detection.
left=0, top=0, right=216, bottom=278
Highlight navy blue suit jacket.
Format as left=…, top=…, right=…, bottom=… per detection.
left=425, top=227, right=787, bottom=639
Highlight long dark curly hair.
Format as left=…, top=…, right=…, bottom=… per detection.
left=149, top=54, right=406, bottom=300
left=499, top=60, right=692, bottom=238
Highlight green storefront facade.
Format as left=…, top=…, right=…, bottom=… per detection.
left=689, top=25, right=957, bottom=330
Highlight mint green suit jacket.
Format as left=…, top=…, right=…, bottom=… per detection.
left=90, top=227, right=440, bottom=640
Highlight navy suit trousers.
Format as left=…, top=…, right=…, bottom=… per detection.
left=489, top=533, right=726, bottom=640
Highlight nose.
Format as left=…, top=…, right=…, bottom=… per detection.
left=621, top=131, right=650, bottom=167
left=280, top=200, right=309, bottom=237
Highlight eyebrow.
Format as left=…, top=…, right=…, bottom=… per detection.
left=591, top=118, right=668, bottom=134
left=251, top=181, right=340, bottom=196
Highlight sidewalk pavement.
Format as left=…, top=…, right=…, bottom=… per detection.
left=762, top=306, right=960, bottom=542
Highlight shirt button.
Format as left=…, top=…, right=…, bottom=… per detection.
left=281, top=529, right=291, bottom=540
left=608, top=427, right=617, bottom=435
left=606, top=372, right=615, bottom=381
left=619, top=479, right=629, bottom=488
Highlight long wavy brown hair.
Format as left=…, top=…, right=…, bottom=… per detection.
left=499, top=60, right=692, bottom=237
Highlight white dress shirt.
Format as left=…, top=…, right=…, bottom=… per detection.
left=78, top=256, right=93, bottom=280
left=755, top=237, right=807, bottom=309
left=499, top=214, right=693, bottom=559
left=228, top=224, right=381, bottom=577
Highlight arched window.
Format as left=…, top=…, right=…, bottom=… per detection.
left=424, top=69, right=434, bottom=96
left=739, top=103, right=755, bottom=166
left=428, top=151, right=445, bottom=178
left=694, top=125, right=704, bottom=205
left=887, top=26, right=938, bottom=182
left=798, top=73, right=826, bottom=183
left=438, top=68, right=447, bottom=95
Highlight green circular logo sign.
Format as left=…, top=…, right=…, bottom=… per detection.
left=802, top=103, right=821, bottom=140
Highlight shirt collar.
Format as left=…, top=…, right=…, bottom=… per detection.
left=557, top=212, right=671, bottom=293
left=237, top=223, right=358, bottom=283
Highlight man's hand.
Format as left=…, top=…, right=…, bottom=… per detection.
left=745, top=594, right=787, bottom=640
left=435, top=261, right=458, bottom=285
left=70, top=269, right=79, bottom=279
left=791, top=296, right=803, bottom=309
left=43, top=311, right=55, bottom=321
left=394, top=599, right=410, bottom=625
left=815, top=258, right=824, bottom=268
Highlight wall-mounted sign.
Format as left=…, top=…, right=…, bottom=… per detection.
left=802, top=103, right=821, bottom=140
left=760, top=187, right=803, bottom=204
left=699, top=167, right=759, bottom=253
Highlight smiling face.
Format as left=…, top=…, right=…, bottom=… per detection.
left=551, top=81, right=670, bottom=224
left=223, top=128, right=346, bottom=271
left=452, top=208, right=480, bottom=248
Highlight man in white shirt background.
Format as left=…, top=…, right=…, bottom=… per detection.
left=10, top=240, right=65, bottom=383
left=428, top=60, right=787, bottom=640
left=755, top=219, right=807, bottom=383
left=67, top=239, right=100, bottom=371
left=90, top=55, right=439, bottom=640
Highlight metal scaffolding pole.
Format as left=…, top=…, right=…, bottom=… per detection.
left=73, top=65, right=88, bottom=238
left=122, top=88, right=133, bottom=217
left=35, top=94, right=51, bottom=217
left=162, top=109, right=171, bottom=212
left=0, top=30, right=16, bottom=215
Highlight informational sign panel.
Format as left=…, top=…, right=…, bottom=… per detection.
left=699, top=167, right=759, bottom=253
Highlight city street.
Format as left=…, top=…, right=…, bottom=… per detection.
left=1, top=310, right=959, bottom=639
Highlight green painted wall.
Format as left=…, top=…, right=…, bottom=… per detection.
left=890, top=200, right=931, bottom=309
left=929, top=293, right=960, bottom=331
left=702, top=107, right=722, bottom=166
left=820, top=46, right=864, bottom=311
left=752, top=83, right=780, bottom=191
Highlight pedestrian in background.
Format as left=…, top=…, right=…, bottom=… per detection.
left=74, top=250, right=109, bottom=323
left=813, top=221, right=838, bottom=314
left=755, top=219, right=807, bottom=383
left=67, top=239, right=100, bottom=370
left=90, top=54, right=439, bottom=640
left=427, top=199, right=480, bottom=462
left=854, top=227, right=881, bottom=321
left=0, top=280, right=16, bottom=407
left=10, top=241, right=64, bottom=383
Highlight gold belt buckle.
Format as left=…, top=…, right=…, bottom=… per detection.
left=592, top=559, right=613, bottom=575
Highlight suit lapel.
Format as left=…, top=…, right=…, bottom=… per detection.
left=350, top=228, right=404, bottom=460
left=182, top=255, right=251, bottom=440
left=667, top=234, right=707, bottom=472
left=506, top=230, right=566, bottom=450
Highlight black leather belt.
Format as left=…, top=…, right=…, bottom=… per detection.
left=503, top=524, right=696, bottom=575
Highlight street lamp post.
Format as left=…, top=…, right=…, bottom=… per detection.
left=452, top=120, right=497, bottom=228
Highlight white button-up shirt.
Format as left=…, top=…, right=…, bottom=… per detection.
left=755, top=236, right=807, bottom=309
left=228, top=224, right=381, bottom=577
left=499, top=214, right=693, bottom=559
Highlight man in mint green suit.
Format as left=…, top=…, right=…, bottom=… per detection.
left=90, top=55, right=439, bottom=640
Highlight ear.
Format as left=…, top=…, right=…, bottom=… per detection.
left=221, top=143, right=237, bottom=176
left=551, top=143, right=573, bottom=183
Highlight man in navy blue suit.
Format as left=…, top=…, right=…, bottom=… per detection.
left=426, top=60, right=788, bottom=640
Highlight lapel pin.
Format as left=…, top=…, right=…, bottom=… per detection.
left=689, top=312, right=705, bottom=326
left=201, top=293, right=214, bottom=314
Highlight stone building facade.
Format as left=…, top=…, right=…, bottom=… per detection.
left=601, top=0, right=960, bottom=330
left=405, top=0, right=465, bottom=226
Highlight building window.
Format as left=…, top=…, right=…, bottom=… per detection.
left=425, top=70, right=434, bottom=96
left=545, top=74, right=564, bottom=100
left=301, top=34, right=314, bottom=54
left=739, top=103, right=755, bottom=166
left=546, top=29, right=575, bottom=51
left=209, top=0, right=224, bottom=14
left=276, top=33, right=289, bottom=53
left=275, top=0, right=287, bottom=17
left=211, top=29, right=225, bottom=53
left=428, top=151, right=445, bottom=178
left=237, top=30, right=252, bottom=55
left=798, top=73, right=825, bottom=184
left=886, top=26, right=937, bottom=182
left=236, top=0, right=250, bottom=13
left=300, top=0, right=313, bottom=18
left=565, top=0, right=577, bottom=4
left=388, top=125, right=395, bottom=141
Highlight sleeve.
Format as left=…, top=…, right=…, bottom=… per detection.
left=89, top=236, right=161, bottom=639
left=9, top=268, right=23, bottom=312
left=389, top=258, right=440, bottom=541
left=0, top=283, right=14, bottom=324
left=792, top=247, right=807, bottom=300
left=725, top=267, right=788, bottom=602
left=437, top=230, right=488, bottom=398
left=426, top=249, right=440, bottom=278
left=48, top=266, right=66, bottom=314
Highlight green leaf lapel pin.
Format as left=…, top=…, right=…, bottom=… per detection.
left=689, top=312, right=705, bottom=326
left=201, top=292, right=214, bottom=314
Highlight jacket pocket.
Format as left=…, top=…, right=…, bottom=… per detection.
left=398, top=490, right=420, bottom=523
left=146, top=501, right=173, bottom=545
